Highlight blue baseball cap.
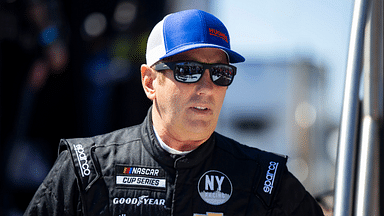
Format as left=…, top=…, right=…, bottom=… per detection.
left=146, top=9, right=245, bottom=66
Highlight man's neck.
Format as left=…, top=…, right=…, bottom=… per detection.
left=152, top=124, right=207, bottom=152
left=153, top=126, right=194, bottom=155
left=151, top=108, right=210, bottom=151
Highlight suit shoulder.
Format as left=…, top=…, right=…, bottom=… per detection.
left=61, top=124, right=142, bottom=150
left=214, top=132, right=287, bottom=164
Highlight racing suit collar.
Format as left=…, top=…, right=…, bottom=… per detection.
left=141, top=106, right=216, bottom=169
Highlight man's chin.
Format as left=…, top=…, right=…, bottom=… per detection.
left=184, top=122, right=216, bottom=137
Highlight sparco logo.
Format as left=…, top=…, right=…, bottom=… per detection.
left=74, top=144, right=91, bottom=177
left=113, top=195, right=165, bottom=206
left=263, top=161, right=279, bottom=194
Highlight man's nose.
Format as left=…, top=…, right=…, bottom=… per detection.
left=196, top=69, right=214, bottom=92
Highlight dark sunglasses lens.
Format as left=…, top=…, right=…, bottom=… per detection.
left=174, top=62, right=204, bottom=83
left=211, top=65, right=235, bottom=86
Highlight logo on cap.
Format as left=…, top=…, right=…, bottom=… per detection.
left=198, top=170, right=232, bottom=205
left=209, top=28, right=228, bottom=43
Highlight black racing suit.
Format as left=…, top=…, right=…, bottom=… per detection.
left=24, top=108, right=324, bottom=216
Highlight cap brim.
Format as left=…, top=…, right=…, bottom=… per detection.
left=160, top=43, right=245, bottom=63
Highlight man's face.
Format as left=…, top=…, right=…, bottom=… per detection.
left=150, top=48, right=229, bottom=144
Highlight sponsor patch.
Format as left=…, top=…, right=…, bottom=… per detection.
left=116, top=176, right=166, bottom=188
left=113, top=195, right=165, bottom=206
left=73, top=144, right=91, bottom=177
left=194, top=212, right=224, bottom=216
left=263, top=161, right=279, bottom=194
left=115, top=165, right=166, bottom=189
left=198, top=170, right=232, bottom=205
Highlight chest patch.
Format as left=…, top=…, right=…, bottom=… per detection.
left=115, top=165, right=166, bottom=190
left=198, top=170, right=233, bottom=205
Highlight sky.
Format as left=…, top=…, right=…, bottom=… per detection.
left=211, top=0, right=355, bottom=121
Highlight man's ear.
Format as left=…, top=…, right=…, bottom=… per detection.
left=141, top=64, right=156, bottom=100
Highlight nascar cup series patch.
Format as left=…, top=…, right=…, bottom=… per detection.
left=198, top=170, right=232, bottom=205
left=115, top=165, right=166, bottom=190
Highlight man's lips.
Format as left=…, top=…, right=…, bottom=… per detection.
left=193, top=106, right=209, bottom=111
left=190, top=106, right=213, bottom=115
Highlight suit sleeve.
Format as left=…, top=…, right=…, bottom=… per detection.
left=23, top=150, right=82, bottom=216
left=272, top=169, right=325, bottom=216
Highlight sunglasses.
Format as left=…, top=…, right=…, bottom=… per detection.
left=153, top=61, right=237, bottom=86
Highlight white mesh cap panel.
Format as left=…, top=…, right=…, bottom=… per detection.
left=146, top=18, right=166, bottom=66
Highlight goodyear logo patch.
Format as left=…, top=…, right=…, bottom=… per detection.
left=115, top=165, right=166, bottom=190
left=198, top=170, right=232, bottom=205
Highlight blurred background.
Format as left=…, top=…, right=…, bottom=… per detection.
left=0, top=0, right=353, bottom=215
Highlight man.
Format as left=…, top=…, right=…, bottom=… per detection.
left=24, top=9, right=324, bottom=216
